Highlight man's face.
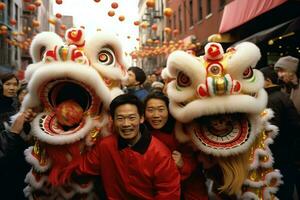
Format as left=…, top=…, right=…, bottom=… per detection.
left=145, top=98, right=168, bottom=129
left=3, top=77, right=18, bottom=97
left=276, top=68, right=293, bottom=84
left=150, top=74, right=157, bottom=82
left=114, top=104, right=144, bottom=143
left=126, top=71, right=138, bottom=87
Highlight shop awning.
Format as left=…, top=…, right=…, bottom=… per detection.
left=219, top=0, right=287, bottom=33
left=233, top=16, right=300, bottom=45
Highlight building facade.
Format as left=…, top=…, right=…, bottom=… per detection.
left=0, top=0, right=53, bottom=76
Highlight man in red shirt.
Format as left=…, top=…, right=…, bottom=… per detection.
left=55, top=94, right=181, bottom=200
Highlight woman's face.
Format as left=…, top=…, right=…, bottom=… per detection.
left=145, top=98, right=169, bottom=130
left=3, top=77, right=18, bottom=97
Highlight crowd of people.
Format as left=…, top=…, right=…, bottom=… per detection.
left=0, top=54, right=300, bottom=199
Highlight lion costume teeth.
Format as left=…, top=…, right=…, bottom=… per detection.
left=20, top=28, right=128, bottom=199
left=163, top=42, right=282, bottom=199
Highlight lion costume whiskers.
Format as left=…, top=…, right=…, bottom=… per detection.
left=18, top=28, right=128, bottom=199
left=162, top=42, right=282, bottom=199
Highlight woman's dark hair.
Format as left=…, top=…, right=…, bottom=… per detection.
left=144, top=91, right=175, bottom=133
left=109, top=93, right=144, bottom=117
left=128, top=67, right=147, bottom=85
left=0, top=73, right=19, bottom=85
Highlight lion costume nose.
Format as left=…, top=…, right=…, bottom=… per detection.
left=197, top=74, right=241, bottom=98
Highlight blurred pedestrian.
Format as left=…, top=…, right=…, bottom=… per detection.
left=260, top=66, right=300, bottom=200
left=274, top=56, right=300, bottom=113
left=150, top=81, right=165, bottom=93
left=0, top=73, right=19, bottom=127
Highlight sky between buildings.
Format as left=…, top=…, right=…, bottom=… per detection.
left=53, top=0, right=139, bottom=63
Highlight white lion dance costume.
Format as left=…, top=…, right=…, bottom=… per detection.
left=19, top=28, right=127, bottom=199
left=162, top=42, right=282, bottom=199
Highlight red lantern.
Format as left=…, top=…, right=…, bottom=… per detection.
left=151, top=24, right=158, bottom=31
left=136, top=38, right=140, bottom=41
left=56, top=0, right=63, bottom=5
left=27, top=4, right=37, bottom=11
left=0, top=2, right=6, bottom=10
left=32, top=20, right=40, bottom=27
left=146, top=39, right=153, bottom=44
left=56, top=13, right=62, bottom=19
left=10, top=19, right=17, bottom=26
left=134, top=21, right=140, bottom=26
left=111, top=2, right=118, bottom=9
left=140, top=22, right=148, bottom=29
left=108, top=10, right=115, bottom=17
left=94, top=0, right=101, bottom=2
left=60, top=24, right=66, bottom=30
left=48, top=18, right=56, bottom=25
left=164, top=8, right=173, bottom=18
left=173, top=29, right=179, bottom=36
left=118, top=15, right=125, bottom=22
left=131, top=52, right=137, bottom=59
left=164, top=27, right=172, bottom=34
left=1, top=25, right=8, bottom=31
left=146, top=0, right=155, bottom=8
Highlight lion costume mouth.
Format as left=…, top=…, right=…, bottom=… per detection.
left=36, top=79, right=102, bottom=136
left=191, top=113, right=250, bottom=150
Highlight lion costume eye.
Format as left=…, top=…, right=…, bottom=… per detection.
left=98, top=48, right=115, bottom=65
left=243, top=67, right=253, bottom=79
left=177, top=71, right=191, bottom=87
left=207, top=63, right=223, bottom=76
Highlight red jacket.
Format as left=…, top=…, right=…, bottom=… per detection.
left=76, top=127, right=180, bottom=200
left=151, top=129, right=208, bottom=200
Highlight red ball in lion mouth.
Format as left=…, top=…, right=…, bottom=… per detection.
left=55, top=100, right=84, bottom=127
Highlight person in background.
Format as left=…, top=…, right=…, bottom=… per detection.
left=0, top=108, right=36, bottom=160
left=16, top=83, right=28, bottom=109
left=53, top=94, right=181, bottom=200
left=260, top=66, right=300, bottom=200
left=150, top=81, right=165, bottom=93
left=143, top=74, right=153, bottom=92
left=144, top=92, right=208, bottom=200
left=0, top=73, right=19, bottom=128
left=124, top=67, right=149, bottom=101
left=150, top=73, right=158, bottom=83
left=274, top=56, right=300, bottom=113
left=0, top=73, right=34, bottom=199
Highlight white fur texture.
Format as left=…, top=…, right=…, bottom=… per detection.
left=24, top=147, right=51, bottom=172
left=30, top=32, right=63, bottom=63
left=24, top=170, right=48, bottom=189
left=169, top=89, right=267, bottom=123
left=31, top=114, right=95, bottom=145
left=227, top=42, right=261, bottom=79
left=22, top=61, right=112, bottom=112
left=166, top=50, right=206, bottom=84
left=85, top=31, right=128, bottom=81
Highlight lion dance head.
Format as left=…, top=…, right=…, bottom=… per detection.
left=163, top=42, right=282, bottom=199
left=21, top=28, right=128, bottom=199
